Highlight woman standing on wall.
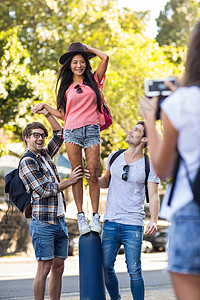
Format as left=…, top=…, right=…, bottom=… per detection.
left=32, top=42, right=109, bottom=235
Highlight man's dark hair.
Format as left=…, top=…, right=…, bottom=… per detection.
left=22, top=122, right=48, bottom=145
left=136, top=120, right=147, bottom=148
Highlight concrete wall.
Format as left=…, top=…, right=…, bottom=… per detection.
left=0, top=207, right=32, bottom=256
left=0, top=175, right=32, bottom=256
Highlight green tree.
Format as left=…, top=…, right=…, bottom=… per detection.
left=0, top=28, right=39, bottom=135
left=156, top=0, right=200, bottom=47
left=99, top=32, right=183, bottom=154
left=0, top=0, right=148, bottom=73
left=0, top=28, right=57, bottom=140
left=0, top=2, right=185, bottom=156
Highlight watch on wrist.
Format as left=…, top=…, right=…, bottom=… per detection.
left=45, top=112, right=51, bottom=118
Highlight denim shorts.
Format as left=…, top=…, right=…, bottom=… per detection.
left=64, top=124, right=101, bottom=148
left=30, top=216, right=69, bottom=261
left=168, top=201, right=200, bottom=275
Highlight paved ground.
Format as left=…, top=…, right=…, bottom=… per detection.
left=0, top=251, right=176, bottom=299
left=59, top=285, right=176, bottom=300
left=0, top=285, right=176, bottom=300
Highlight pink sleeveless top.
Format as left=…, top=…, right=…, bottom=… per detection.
left=63, top=73, right=105, bottom=130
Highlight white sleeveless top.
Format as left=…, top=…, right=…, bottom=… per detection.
left=160, top=86, right=200, bottom=221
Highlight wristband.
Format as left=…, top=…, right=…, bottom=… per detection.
left=45, top=112, right=51, bottom=118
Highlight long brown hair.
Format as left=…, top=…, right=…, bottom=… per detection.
left=56, top=53, right=103, bottom=113
left=182, top=22, right=200, bottom=87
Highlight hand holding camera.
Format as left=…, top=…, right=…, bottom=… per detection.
left=144, top=77, right=178, bottom=97
left=142, top=77, right=179, bottom=120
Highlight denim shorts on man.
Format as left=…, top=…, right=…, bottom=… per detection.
left=64, top=124, right=101, bottom=148
left=30, top=216, right=69, bottom=260
left=168, top=201, right=200, bottom=275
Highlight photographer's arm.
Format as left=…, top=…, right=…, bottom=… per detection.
left=139, top=96, right=178, bottom=180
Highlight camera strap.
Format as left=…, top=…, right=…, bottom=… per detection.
left=156, top=95, right=166, bottom=120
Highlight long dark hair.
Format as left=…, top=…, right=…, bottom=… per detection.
left=182, top=22, right=200, bottom=87
left=56, top=53, right=103, bottom=113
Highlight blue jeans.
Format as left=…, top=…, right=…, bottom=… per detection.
left=102, top=221, right=144, bottom=300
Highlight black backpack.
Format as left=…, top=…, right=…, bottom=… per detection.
left=109, top=149, right=150, bottom=203
left=5, top=152, right=42, bottom=217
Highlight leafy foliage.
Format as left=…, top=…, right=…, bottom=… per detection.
left=0, top=0, right=186, bottom=158
left=0, top=0, right=148, bottom=73
left=156, top=0, right=200, bottom=47
left=0, top=28, right=40, bottom=136
left=102, top=34, right=182, bottom=151
left=0, top=28, right=58, bottom=141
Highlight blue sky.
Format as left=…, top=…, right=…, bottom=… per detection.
left=118, top=0, right=169, bottom=38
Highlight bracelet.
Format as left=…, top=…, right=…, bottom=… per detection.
left=45, top=112, right=51, bottom=118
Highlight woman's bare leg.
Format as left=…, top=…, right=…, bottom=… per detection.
left=84, top=144, right=100, bottom=213
left=65, top=142, right=83, bottom=212
left=170, top=272, right=200, bottom=300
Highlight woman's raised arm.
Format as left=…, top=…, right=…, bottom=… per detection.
left=84, top=44, right=109, bottom=83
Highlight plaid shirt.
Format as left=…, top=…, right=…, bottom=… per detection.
left=19, top=129, right=65, bottom=224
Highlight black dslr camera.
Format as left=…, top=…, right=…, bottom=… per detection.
left=144, top=77, right=178, bottom=120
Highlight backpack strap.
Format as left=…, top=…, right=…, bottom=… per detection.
left=190, top=166, right=200, bottom=206
left=108, top=149, right=126, bottom=185
left=167, top=153, right=181, bottom=206
left=109, top=149, right=127, bottom=167
left=20, top=152, right=43, bottom=173
left=19, top=152, right=43, bottom=194
left=144, top=153, right=150, bottom=203
left=179, top=154, right=200, bottom=206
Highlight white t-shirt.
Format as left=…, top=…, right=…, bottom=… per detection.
left=104, top=152, right=159, bottom=226
left=160, top=86, right=200, bottom=221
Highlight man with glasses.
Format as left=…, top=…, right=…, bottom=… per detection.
left=99, top=121, right=159, bottom=300
left=19, top=108, right=83, bottom=300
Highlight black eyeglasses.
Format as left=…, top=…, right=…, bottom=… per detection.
left=122, top=165, right=129, bottom=181
left=30, top=132, right=48, bottom=139
left=74, top=84, right=83, bottom=94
